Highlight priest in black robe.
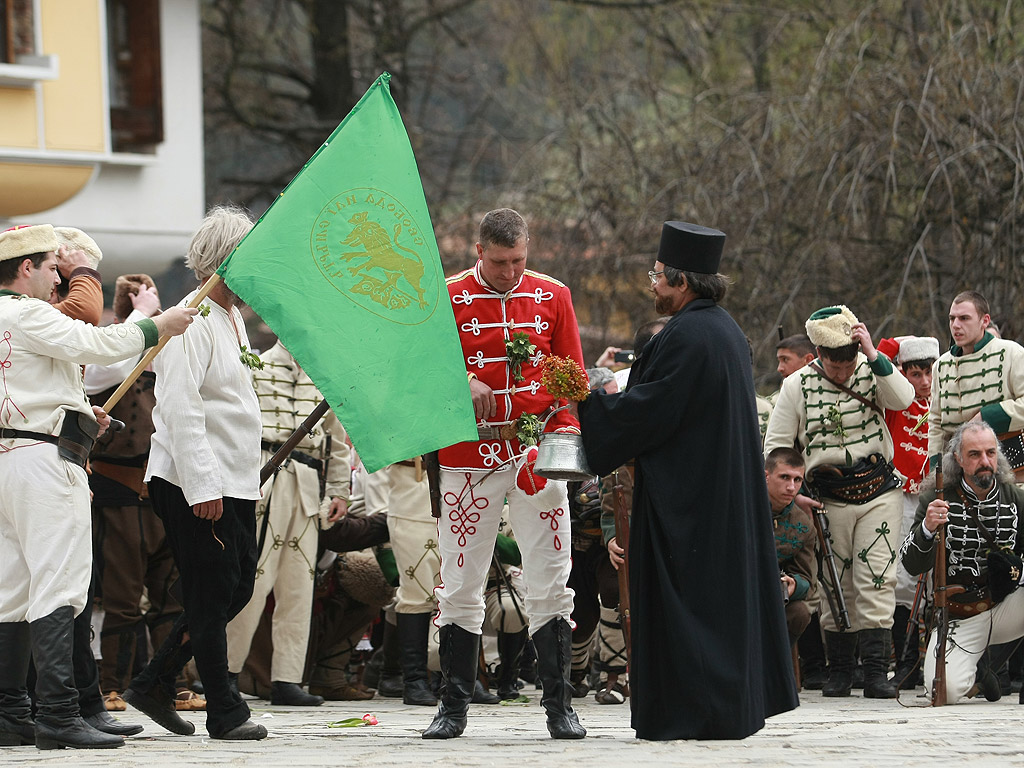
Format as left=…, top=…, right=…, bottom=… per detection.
left=577, top=221, right=798, bottom=740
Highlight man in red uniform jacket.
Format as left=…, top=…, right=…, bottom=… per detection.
left=424, top=208, right=586, bottom=741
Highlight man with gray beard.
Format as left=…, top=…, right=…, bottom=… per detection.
left=900, top=421, right=1024, bottom=703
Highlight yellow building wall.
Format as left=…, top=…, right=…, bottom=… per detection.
left=0, top=163, right=95, bottom=216
left=0, top=89, right=39, bottom=148
left=41, top=0, right=107, bottom=152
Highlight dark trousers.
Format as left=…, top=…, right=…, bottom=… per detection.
left=93, top=502, right=182, bottom=693
left=129, top=477, right=257, bottom=737
left=568, top=541, right=620, bottom=640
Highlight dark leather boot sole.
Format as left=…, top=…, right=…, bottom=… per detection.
left=211, top=721, right=267, bottom=740
left=546, top=713, right=587, bottom=739
left=123, top=687, right=195, bottom=735
left=421, top=714, right=467, bottom=739
left=35, top=723, right=124, bottom=750
left=83, top=711, right=144, bottom=736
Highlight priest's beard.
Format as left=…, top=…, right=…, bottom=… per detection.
left=654, top=294, right=677, bottom=315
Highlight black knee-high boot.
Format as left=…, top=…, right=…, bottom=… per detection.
left=31, top=607, right=123, bottom=750
left=822, top=630, right=857, bottom=697
left=532, top=618, right=586, bottom=739
left=397, top=613, right=437, bottom=706
left=860, top=628, right=898, bottom=699
left=422, top=625, right=477, bottom=739
left=0, top=622, right=34, bottom=746
left=496, top=629, right=528, bottom=700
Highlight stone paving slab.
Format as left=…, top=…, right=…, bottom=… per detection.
left=4, top=688, right=1024, bottom=767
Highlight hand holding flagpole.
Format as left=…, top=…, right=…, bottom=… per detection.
left=101, top=275, right=220, bottom=413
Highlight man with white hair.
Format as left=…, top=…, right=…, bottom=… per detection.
left=122, top=206, right=268, bottom=741
left=765, top=305, right=914, bottom=699
left=0, top=224, right=195, bottom=750
left=901, top=421, right=1024, bottom=702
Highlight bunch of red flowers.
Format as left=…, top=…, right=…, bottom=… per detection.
left=540, top=355, right=590, bottom=402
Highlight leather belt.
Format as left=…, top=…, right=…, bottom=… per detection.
left=0, top=427, right=88, bottom=469
left=261, top=440, right=323, bottom=472
left=477, top=424, right=518, bottom=441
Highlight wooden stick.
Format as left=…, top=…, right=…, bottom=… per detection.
left=101, top=274, right=222, bottom=413
left=932, top=460, right=948, bottom=707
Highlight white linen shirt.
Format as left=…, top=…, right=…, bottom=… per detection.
left=145, top=289, right=262, bottom=505
left=0, top=293, right=153, bottom=443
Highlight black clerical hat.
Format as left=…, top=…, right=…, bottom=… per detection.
left=657, top=221, right=726, bottom=274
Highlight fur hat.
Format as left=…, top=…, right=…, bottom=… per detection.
left=898, top=336, right=940, bottom=365
left=0, top=224, right=58, bottom=262
left=805, top=305, right=859, bottom=349
left=53, top=227, right=102, bottom=269
left=113, top=273, right=157, bottom=321
left=336, top=550, right=396, bottom=608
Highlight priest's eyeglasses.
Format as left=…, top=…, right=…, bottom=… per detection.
left=648, top=270, right=664, bottom=285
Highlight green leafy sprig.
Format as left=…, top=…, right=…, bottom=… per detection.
left=198, top=303, right=211, bottom=317
left=239, top=345, right=265, bottom=370
left=505, top=331, right=537, bottom=383
left=515, top=413, right=543, bottom=446
left=825, top=404, right=847, bottom=439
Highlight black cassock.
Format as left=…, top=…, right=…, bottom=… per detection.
left=579, top=298, right=798, bottom=740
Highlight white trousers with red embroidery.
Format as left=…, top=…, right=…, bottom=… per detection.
left=434, top=466, right=574, bottom=636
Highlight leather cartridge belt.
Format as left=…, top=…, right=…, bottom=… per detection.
left=0, top=424, right=92, bottom=469
left=477, top=424, right=518, bottom=441
left=261, top=440, right=323, bottom=472
left=809, top=453, right=899, bottom=505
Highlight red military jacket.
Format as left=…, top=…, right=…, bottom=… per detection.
left=439, top=263, right=585, bottom=471
left=884, top=396, right=930, bottom=494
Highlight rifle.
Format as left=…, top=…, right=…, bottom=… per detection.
left=612, top=467, right=632, bottom=667
left=807, top=489, right=852, bottom=631
left=259, top=398, right=331, bottom=486
left=257, top=398, right=331, bottom=554
left=932, top=459, right=948, bottom=706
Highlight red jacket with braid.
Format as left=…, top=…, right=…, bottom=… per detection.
left=438, top=263, right=585, bottom=471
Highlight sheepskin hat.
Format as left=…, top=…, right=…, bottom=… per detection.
left=54, top=227, right=102, bottom=269
left=0, top=224, right=58, bottom=262
left=898, top=336, right=940, bottom=365
left=336, top=550, right=396, bottom=608
left=113, top=273, right=157, bottom=321
left=805, top=305, right=859, bottom=349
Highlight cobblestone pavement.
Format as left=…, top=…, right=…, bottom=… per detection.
left=4, top=687, right=1024, bottom=767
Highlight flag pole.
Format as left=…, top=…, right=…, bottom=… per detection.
left=101, top=274, right=222, bottom=413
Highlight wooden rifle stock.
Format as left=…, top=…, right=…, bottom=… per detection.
left=932, top=461, right=948, bottom=707
left=612, top=469, right=632, bottom=668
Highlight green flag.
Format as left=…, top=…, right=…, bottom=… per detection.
left=217, top=72, right=477, bottom=473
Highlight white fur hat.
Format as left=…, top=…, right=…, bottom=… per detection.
left=0, top=224, right=58, bottom=262
left=54, top=227, right=102, bottom=269
left=805, top=305, right=859, bottom=349
left=898, top=336, right=940, bottom=364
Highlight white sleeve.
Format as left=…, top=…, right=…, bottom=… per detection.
left=153, top=325, right=222, bottom=506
